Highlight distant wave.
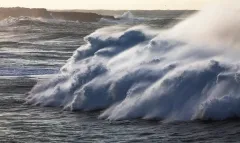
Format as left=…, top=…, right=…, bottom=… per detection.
left=27, top=2, right=240, bottom=122
left=99, top=11, right=147, bottom=24
left=116, top=11, right=134, bottom=19
left=0, top=7, right=114, bottom=23
left=99, top=11, right=182, bottom=26
left=0, top=16, right=81, bottom=27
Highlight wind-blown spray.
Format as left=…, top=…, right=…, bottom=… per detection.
left=27, top=1, right=240, bottom=122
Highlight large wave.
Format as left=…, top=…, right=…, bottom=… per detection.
left=27, top=1, right=240, bottom=122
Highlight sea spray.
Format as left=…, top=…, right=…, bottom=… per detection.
left=99, top=11, right=149, bottom=24
left=27, top=1, right=240, bottom=122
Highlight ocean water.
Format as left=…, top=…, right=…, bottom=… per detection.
left=1, top=7, right=240, bottom=142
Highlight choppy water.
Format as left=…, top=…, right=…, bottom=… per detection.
left=1, top=78, right=240, bottom=143
left=1, top=10, right=240, bottom=142
left=1, top=78, right=240, bottom=142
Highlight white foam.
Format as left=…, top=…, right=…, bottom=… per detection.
left=27, top=1, right=240, bottom=122
left=99, top=11, right=146, bottom=24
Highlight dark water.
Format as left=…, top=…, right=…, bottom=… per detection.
left=1, top=77, right=240, bottom=142
left=0, top=13, right=240, bottom=142
left=1, top=78, right=240, bottom=143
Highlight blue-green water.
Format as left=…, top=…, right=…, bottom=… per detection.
left=1, top=12, right=240, bottom=142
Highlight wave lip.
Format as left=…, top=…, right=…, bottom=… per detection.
left=27, top=3, right=240, bottom=122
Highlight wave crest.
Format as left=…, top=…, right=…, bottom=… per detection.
left=0, top=16, right=79, bottom=27
left=27, top=2, right=240, bottom=122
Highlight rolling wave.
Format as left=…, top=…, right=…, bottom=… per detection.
left=99, top=11, right=151, bottom=24
left=27, top=2, right=240, bottom=122
left=0, top=16, right=79, bottom=27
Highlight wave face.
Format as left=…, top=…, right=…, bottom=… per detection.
left=27, top=2, right=240, bottom=122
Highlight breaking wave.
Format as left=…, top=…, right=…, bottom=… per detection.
left=27, top=1, right=240, bottom=122
left=99, top=11, right=146, bottom=24
left=0, top=16, right=78, bottom=27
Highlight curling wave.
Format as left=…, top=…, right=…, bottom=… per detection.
left=27, top=2, right=240, bottom=122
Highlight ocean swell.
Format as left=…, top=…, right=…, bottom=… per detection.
left=99, top=11, right=147, bottom=24
left=27, top=2, right=240, bottom=122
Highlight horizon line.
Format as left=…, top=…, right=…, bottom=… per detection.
left=0, top=6, right=198, bottom=11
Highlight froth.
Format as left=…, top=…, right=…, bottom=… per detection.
left=27, top=1, right=240, bottom=122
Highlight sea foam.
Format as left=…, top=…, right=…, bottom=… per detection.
left=99, top=11, right=146, bottom=24
left=27, top=1, right=240, bottom=122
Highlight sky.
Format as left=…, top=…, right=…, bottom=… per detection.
left=1, top=0, right=218, bottom=10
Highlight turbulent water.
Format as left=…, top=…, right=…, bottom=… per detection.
left=1, top=5, right=240, bottom=142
